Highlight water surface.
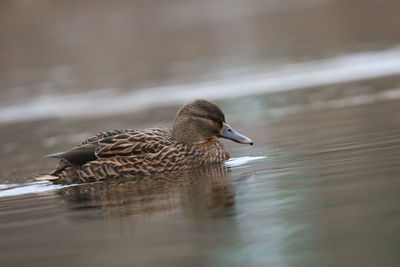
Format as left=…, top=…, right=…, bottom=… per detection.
left=1, top=90, right=400, bottom=267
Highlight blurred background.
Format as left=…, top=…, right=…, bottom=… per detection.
left=1, top=0, right=400, bottom=122
left=1, top=1, right=400, bottom=267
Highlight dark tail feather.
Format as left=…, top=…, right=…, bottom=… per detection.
left=45, top=155, right=71, bottom=176
left=45, top=144, right=97, bottom=166
left=45, top=152, right=70, bottom=176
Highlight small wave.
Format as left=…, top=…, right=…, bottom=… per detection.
left=0, top=181, right=75, bottom=198
left=225, top=156, right=266, bottom=168
left=0, top=184, right=19, bottom=190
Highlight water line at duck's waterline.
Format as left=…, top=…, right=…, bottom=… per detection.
left=0, top=157, right=265, bottom=198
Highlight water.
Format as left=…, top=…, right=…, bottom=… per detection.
left=1, top=90, right=400, bottom=266
left=2, top=1, right=400, bottom=266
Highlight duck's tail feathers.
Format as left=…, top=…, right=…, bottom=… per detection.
left=34, top=174, right=60, bottom=181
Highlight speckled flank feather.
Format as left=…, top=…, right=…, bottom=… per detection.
left=52, top=128, right=229, bottom=184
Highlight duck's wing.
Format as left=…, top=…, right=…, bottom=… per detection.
left=96, top=128, right=172, bottom=158
left=77, top=129, right=136, bottom=146
left=46, top=128, right=172, bottom=166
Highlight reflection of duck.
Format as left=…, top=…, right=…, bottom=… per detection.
left=58, top=164, right=236, bottom=218
left=43, top=100, right=253, bottom=183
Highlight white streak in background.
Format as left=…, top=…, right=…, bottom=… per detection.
left=0, top=181, right=75, bottom=198
left=225, top=156, right=266, bottom=168
left=2, top=47, right=400, bottom=123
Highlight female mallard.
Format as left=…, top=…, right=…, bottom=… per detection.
left=43, top=99, right=253, bottom=183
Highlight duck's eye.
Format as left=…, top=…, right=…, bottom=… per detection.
left=193, top=114, right=210, bottom=120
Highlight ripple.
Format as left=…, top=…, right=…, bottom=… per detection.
left=0, top=181, right=75, bottom=198
left=225, top=156, right=266, bottom=168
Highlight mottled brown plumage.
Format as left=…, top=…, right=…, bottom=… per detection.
left=42, top=100, right=253, bottom=184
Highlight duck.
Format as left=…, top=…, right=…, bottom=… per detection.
left=41, top=99, right=253, bottom=184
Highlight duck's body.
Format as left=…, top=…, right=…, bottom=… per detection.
left=49, top=127, right=229, bottom=183
left=43, top=100, right=252, bottom=184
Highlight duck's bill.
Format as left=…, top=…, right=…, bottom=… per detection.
left=218, top=124, right=253, bottom=145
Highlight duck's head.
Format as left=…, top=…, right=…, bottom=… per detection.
left=172, top=99, right=253, bottom=145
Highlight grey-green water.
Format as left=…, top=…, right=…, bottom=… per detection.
left=1, top=86, right=400, bottom=267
